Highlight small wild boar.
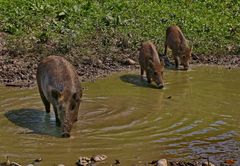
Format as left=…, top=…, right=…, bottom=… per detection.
left=164, top=25, right=192, bottom=70
left=36, top=56, right=82, bottom=138
left=139, top=41, right=164, bottom=88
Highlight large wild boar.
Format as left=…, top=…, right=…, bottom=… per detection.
left=139, top=41, right=164, bottom=88
left=36, top=56, right=82, bottom=138
left=164, top=25, right=192, bottom=70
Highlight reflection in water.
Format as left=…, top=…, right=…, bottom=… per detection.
left=5, top=109, right=61, bottom=137
left=0, top=66, right=240, bottom=165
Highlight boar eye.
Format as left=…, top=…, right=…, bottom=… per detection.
left=154, top=72, right=157, bottom=75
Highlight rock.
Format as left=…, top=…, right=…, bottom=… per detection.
left=125, top=58, right=136, bottom=65
left=76, top=155, right=107, bottom=166
left=156, top=159, right=168, bottom=166
left=9, top=162, right=22, bottom=166
left=97, top=60, right=103, bottom=65
left=91, top=155, right=107, bottom=162
left=57, top=164, right=65, bottom=166
left=114, top=159, right=120, bottom=165
left=76, top=156, right=91, bottom=166
left=202, top=161, right=215, bottom=166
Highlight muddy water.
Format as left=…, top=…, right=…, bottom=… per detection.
left=0, top=66, right=240, bottom=165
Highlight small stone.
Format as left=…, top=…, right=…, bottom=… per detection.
left=115, top=159, right=120, bottom=165
left=202, top=161, right=215, bottom=166
left=125, top=58, right=136, bottom=65
left=167, top=96, right=172, bottom=99
left=77, top=156, right=91, bottom=166
left=91, top=155, right=107, bottom=162
left=156, top=159, right=168, bottom=166
left=97, top=60, right=102, bottom=64
left=57, top=164, right=65, bottom=166
left=10, top=162, right=22, bottom=166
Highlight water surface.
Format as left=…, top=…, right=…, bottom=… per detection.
left=0, top=66, right=240, bottom=165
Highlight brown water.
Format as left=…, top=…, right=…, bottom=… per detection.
left=0, top=66, right=240, bottom=165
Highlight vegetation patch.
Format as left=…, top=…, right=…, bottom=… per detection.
left=0, top=0, right=239, bottom=56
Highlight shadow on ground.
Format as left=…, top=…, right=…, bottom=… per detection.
left=120, top=74, right=159, bottom=89
left=5, top=108, right=62, bottom=137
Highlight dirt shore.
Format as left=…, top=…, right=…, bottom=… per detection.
left=0, top=32, right=240, bottom=88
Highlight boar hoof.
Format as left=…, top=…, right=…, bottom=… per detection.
left=62, top=133, right=70, bottom=138
left=56, top=120, right=61, bottom=127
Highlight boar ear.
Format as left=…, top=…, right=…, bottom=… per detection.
left=52, top=89, right=61, bottom=100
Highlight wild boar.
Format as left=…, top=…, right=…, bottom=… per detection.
left=36, top=56, right=82, bottom=138
left=164, top=25, right=192, bottom=70
left=139, top=41, right=164, bottom=88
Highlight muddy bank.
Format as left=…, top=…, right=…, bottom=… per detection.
left=0, top=31, right=138, bottom=87
left=0, top=32, right=240, bottom=88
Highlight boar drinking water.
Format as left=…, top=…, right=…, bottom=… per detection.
left=36, top=56, right=82, bottom=138
left=139, top=41, right=164, bottom=88
left=164, top=25, right=192, bottom=70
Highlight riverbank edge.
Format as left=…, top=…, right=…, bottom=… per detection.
left=0, top=53, right=240, bottom=88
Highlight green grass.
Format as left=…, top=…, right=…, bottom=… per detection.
left=0, top=0, right=240, bottom=56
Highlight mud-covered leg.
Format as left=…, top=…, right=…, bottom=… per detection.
left=53, top=106, right=61, bottom=126
left=39, top=89, right=50, bottom=113
left=173, top=52, right=179, bottom=69
left=146, top=72, right=151, bottom=84
left=140, top=68, right=144, bottom=79
left=164, top=43, right=168, bottom=56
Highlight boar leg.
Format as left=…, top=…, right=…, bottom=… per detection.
left=140, top=68, right=144, bottom=79
left=174, top=57, right=179, bottom=69
left=39, top=89, right=50, bottom=113
left=53, top=106, right=61, bottom=126
left=164, top=43, right=168, bottom=56
left=146, top=72, right=151, bottom=84
left=173, top=52, right=179, bottom=69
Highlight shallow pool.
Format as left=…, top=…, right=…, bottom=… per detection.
left=0, top=66, right=240, bottom=165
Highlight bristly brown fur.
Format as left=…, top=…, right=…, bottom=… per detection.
left=36, top=55, right=82, bottom=137
left=139, top=41, right=164, bottom=88
left=164, top=25, right=192, bottom=70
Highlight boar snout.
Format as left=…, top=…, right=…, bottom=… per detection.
left=157, top=84, right=164, bottom=89
left=61, top=118, right=73, bottom=138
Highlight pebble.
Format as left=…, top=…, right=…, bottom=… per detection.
left=125, top=58, right=136, bottom=65
left=91, top=155, right=107, bottom=162
left=156, top=159, right=168, bottom=166
left=202, top=161, right=215, bottom=166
